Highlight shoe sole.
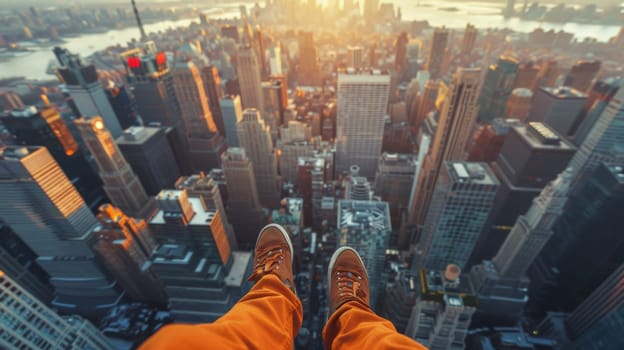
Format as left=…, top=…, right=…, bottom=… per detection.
left=327, top=246, right=368, bottom=295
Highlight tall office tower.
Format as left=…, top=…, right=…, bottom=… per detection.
left=297, top=31, right=322, bottom=86
left=347, top=46, right=364, bottom=69
left=277, top=121, right=314, bottom=184
left=175, top=173, right=238, bottom=251
left=363, top=0, right=379, bottom=22
left=221, top=25, right=239, bottom=42
left=573, top=77, right=623, bottom=145
left=1, top=106, right=104, bottom=208
left=467, top=119, right=517, bottom=162
left=478, top=56, right=519, bottom=123
left=408, top=68, right=481, bottom=229
left=374, top=153, right=416, bottom=228
left=104, top=81, right=138, bottom=130
left=0, top=146, right=122, bottom=318
left=337, top=200, right=391, bottom=309
left=0, top=271, right=114, bottom=350
left=53, top=47, right=122, bottom=138
left=269, top=75, right=288, bottom=126
left=412, top=80, right=438, bottom=133
left=148, top=190, right=252, bottom=322
left=505, top=88, right=533, bottom=120
left=75, top=116, right=157, bottom=219
left=297, top=156, right=327, bottom=229
left=268, top=46, right=282, bottom=75
left=394, top=32, right=408, bottom=74
left=537, top=59, right=560, bottom=88
left=261, top=81, right=281, bottom=135
left=564, top=60, right=601, bottom=93
left=513, top=61, right=540, bottom=90
left=0, top=225, right=53, bottom=304
left=120, top=48, right=191, bottom=174
left=567, top=87, right=624, bottom=187
left=528, top=163, right=624, bottom=316
left=116, top=126, right=181, bottom=196
left=416, top=162, right=498, bottom=271
left=404, top=266, right=477, bottom=349
left=461, top=23, right=478, bottom=57
left=91, top=204, right=167, bottom=305
left=236, top=45, right=265, bottom=113
left=221, top=148, right=267, bottom=245
left=220, top=95, right=244, bottom=147
left=335, top=70, right=390, bottom=179
left=172, top=60, right=225, bottom=172
left=528, top=86, right=587, bottom=136
left=471, top=122, right=575, bottom=264
left=565, top=263, right=624, bottom=349
left=236, top=109, right=280, bottom=208
left=469, top=168, right=574, bottom=325
left=344, top=167, right=373, bottom=201
left=201, top=65, right=226, bottom=137
left=425, top=27, right=449, bottom=80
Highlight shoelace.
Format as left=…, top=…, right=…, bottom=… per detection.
left=248, top=246, right=286, bottom=282
left=336, top=270, right=367, bottom=300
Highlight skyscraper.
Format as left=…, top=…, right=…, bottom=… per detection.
left=412, top=79, right=438, bottom=133
left=54, top=47, right=123, bottom=138
left=201, top=65, right=226, bottom=136
left=337, top=200, right=391, bottom=309
left=478, top=55, right=519, bottom=123
left=374, top=153, right=416, bottom=227
left=236, top=109, right=281, bottom=209
left=220, top=95, right=244, bottom=147
left=573, top=77, right=623, bottom=146
left=0, top=270, right=114, bottom=350
left=221, top=148, right=267, bottom=246
left=1, top=106, right=104, bottom=208
left=0, top=146, right=122, bottom=318
left=172, top=60, right=225, bottom=172
left=120, top=47, right=191, bottom=174
left=75, top=116, right=157, bottom=219
left=148, top=189, right=252, bottom=322
left=91, top=204, right=167, bottom=305
left=297, top=31, right=322, bottom=86
left=117, top=126, right=181, bottom=196
left=236, top=45, right=265, bottom=112
left=425, top=27, right=449, bottom=80
left=347, top=46, right=364, bottom=69
left=408, top=68, right=481, bottom=229
left=175, top=172, right=238, bottom=251
left=405, top=265, right=477, bottom=349
left=505, top=88, right=533, bottom=120
left=564, top=60, right=601, bottom=93
left=528, top=86, right=587, bottom=137
left=416, top=162, right=499, bottom=271
left=277, top=120, right=313, bottom=184
left=335, top=69, right=391, bottom=178
left=460, top=23, right=478, bottom=57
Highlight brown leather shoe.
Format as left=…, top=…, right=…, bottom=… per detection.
left=247, top=224, right=295, bottom=293
left=328, top=247, right=370, bottom=315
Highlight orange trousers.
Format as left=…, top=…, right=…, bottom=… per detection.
left=141, top=274, right=426, bottom=349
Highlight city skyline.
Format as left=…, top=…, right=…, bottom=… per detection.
left=0, top=0, right=623, bottom=349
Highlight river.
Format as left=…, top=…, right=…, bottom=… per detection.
left=1, top=0, right=621, bottom=80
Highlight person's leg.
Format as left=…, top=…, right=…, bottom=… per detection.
left=322, top=247, right=427, bottom=350
left=141, top=224, right=302, bottom=350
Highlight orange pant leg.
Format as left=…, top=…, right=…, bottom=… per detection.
left=140, top=274, right=302, bottom=350
left=322, top=301, right=428, bottom=350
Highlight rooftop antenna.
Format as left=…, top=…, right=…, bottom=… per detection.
left=131, top=0, right=147, bottom=41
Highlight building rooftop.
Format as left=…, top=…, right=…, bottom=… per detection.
left=419, top=268, right=477, bottom=307
left=511, top=88, right=533, bottom=98
left=116, top=126, right=161, bottom=144
left=338, top=200, right=391, bottom=232
left=445, top=162, right=499, bottom=186
left=513, top=123, right=576, bottom=150
left=151, top=190, right=216, bottom=226
left=541, top=86, right=586, bottom=99
left=607, top=165, right=624, bottom=184
left=224, top=251, right=252, bottom=287
left=272, top=197, right=303, bottom=227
